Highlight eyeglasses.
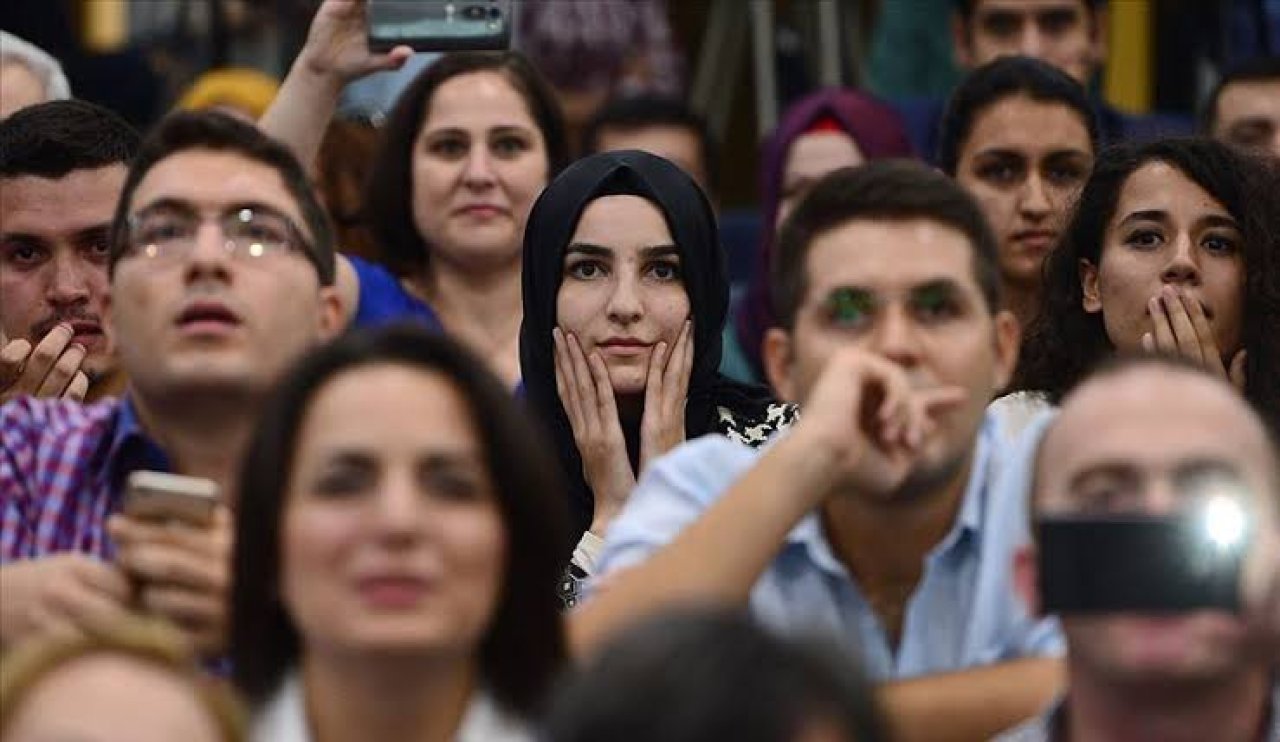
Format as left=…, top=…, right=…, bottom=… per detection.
left=123, top=204, right=312, bottom=265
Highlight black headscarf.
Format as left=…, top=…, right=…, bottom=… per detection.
left=520, top=150, right=776, bottom=541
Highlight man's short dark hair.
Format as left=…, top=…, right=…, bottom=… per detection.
left=581, top=93, right=719, bottom=193
left=543, top=609, right=889, bottom=742
left=0, top=99, right=139, bottom=179
left=771, top=160, right=1002, bottom=330
left=952, top=0, right=1101, bottom=22
left=108, top=111, right=335, bottom=286
left=1201, top=56, right=1280, bottom=134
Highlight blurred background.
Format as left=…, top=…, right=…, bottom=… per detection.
left=1, top=0, right=1273, bottom=209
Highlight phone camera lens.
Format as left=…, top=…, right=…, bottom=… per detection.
left=463, top=4, right=487, bottom=21
left=489, top=6, right=502, bottom=19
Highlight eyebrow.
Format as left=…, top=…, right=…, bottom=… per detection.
left=910, top=278, right=965, bottom=298
left=1066, top=461, right=1140, bottom=492
left=822, top=279, right=966, bottom=301
left=133, top=198, right=295, bottom=222
left=1, top=223, right=112, bottom=245
left=1117, top=210, right=1239, bottom=232
left=564, top=243, right=679, bottom=259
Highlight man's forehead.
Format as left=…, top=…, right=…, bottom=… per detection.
left=130, top=150, right=300, bottom=219
left=804, top=217, right=984, bottom=297
left=1040, top=370, right=1273, bottom=487
left=0, top=166, right=125, bottom=234
left=974, top=0, right=1086, bottom=15
left=1218, top=80, right=1280, bottom=115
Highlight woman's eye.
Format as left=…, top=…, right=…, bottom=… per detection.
left=429, top=138, right=467, bottom=158
left=646, top=261, right=681, bottom=281
left=1201, top=234, right=1238, bottom=255
left=312, top=470, right=371, bottom=498
left=1124, top=230, right=1163, bottom=249
left=427, top=473, right=482, bottom=501
left=567, top=260, right=606, bottom=280
left=491, top=136, right=528, bottom=157
left=1045, top=165, right=1086, bottom=186
left=977, top=162, right=1021, bottom=184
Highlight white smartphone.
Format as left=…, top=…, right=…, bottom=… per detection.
left=123, top=471, right=220, bottom=526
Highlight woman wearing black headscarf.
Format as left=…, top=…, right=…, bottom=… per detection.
left=520, top=151, right=795, bottom=604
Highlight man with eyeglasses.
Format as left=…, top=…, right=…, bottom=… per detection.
left=0, top=112, right=344, bottom=658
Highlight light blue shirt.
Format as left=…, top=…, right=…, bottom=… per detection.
left=596, top=412, right=1062, bottom=681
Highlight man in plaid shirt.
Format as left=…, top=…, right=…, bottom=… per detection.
left=1, top=111, right=343, bottom=658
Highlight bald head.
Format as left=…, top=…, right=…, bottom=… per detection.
left=1035, top=359, right=1278, bottom=520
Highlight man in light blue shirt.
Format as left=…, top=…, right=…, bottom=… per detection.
left=574, top=161, right=1062, bottom=739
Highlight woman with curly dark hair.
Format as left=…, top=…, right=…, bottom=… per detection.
left=1009, top=138, right=1280, bottom=431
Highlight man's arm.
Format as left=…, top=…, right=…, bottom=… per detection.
left=569, top=428, right=838, bottom=655
left=878, top=657, right=1064, bottom=742
left=570, top=348, right=954, bottom=655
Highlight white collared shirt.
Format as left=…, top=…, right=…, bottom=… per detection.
left=251, top=672, right=530, bottom=742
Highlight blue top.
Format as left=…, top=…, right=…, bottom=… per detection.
left=596, top=412, right=1063, bottom=681
left=347, top=255, right=443, bottom=330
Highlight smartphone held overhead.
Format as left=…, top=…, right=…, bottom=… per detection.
left=367, top=0, right=512, bottom=52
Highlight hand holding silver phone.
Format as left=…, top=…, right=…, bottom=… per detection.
left=123, top=471, right=220, bottom=527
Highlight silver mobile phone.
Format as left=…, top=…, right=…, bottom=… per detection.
left=123, top=471, right=220, bottom=526
left=367, top=0, right=512, bottom=53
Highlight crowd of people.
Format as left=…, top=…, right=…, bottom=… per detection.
left=2, top=1, right=1279, bottom=741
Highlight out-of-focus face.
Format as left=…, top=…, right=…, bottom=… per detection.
left=956, top=0, right=1102, bottom=85
left=1035, top=368, right=1276, bottom=686
left=108, top=150, right=341, bottom=399
left=956, top=95, right=1093, bottom=289
left=1213, top=79, right=1280, bottom=159
left=1081, top=161, right=1245, bottom=361
left=596, top=125, right=709, bottom=194
left=0, top=61, right=47, bottom=120
left=282, top=364, right=507, bottom=658
left=3, top=654, right=222, bottom=742
left=777, top=132, right=864, bottom=229
left=768, top=218, right=1017, bottom=500
left=556, top=195, right=690, bottom=396
left=0, top=165, right=125, bottom=379
left=411, top=71, right=549, bottom=274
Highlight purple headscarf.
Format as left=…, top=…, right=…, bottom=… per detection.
left=734, top=89, right=915, bottom=379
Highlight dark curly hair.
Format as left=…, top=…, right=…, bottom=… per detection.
left=1012, top=138, right=1280, bottom=432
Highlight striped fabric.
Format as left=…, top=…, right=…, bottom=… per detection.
left=1, top=396, right=169, bottom=562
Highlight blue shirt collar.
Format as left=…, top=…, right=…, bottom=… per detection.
left=100, top=395, right=173, bottom=493
left=786, top=412, right=1001, bottom=576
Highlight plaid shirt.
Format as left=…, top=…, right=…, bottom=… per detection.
left=1, top=395, right=170, bottom=562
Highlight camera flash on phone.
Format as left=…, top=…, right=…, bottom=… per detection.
left=1204, top=495, right=1247, bottom=551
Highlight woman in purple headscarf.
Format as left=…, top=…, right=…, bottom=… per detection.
left=733, top=89, right=916, bottom=382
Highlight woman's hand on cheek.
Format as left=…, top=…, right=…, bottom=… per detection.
left=554, top=328, right=637, bottom=532
left=1142, top=287, right=1247, bottom=390
left=640, top=320, right=693, bottom=471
